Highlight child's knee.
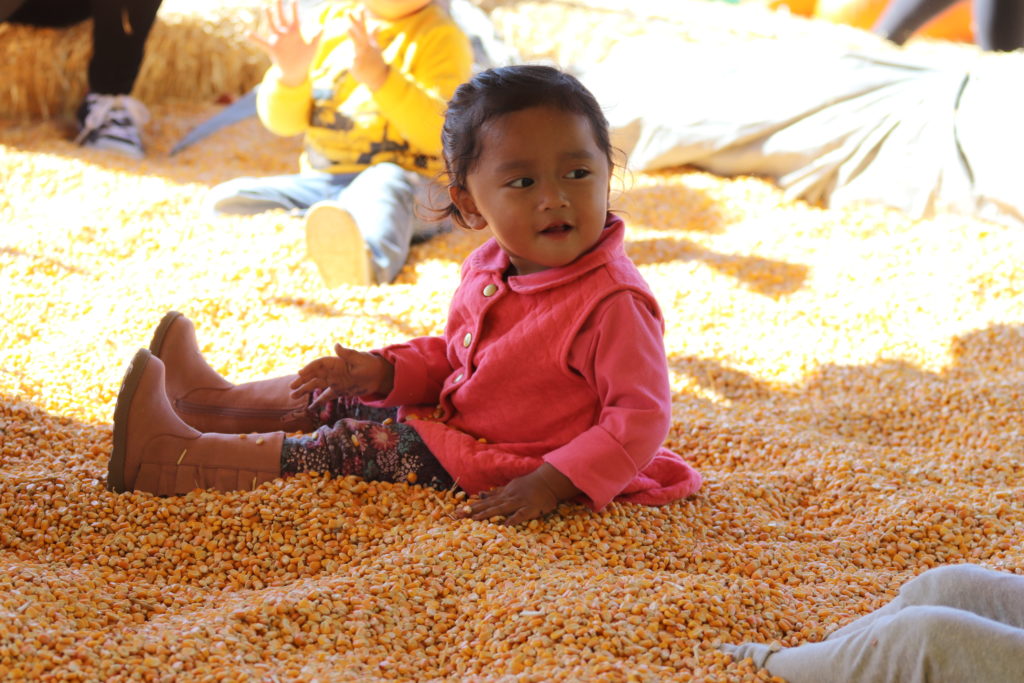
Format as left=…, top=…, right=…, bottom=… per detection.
left=900, top=564, right=989, bottom=605
left=887, top=605, right=972, bottom=651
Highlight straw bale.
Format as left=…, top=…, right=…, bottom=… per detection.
left=0, top=22, right=92, bottom=120
left=133, top=2, right=269, bottom=109
left=1, top=0, right=268, bottom=120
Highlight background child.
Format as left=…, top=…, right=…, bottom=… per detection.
left=109, top=65, right=702, bottom=524
left=722, top=563, right=1024, bottom=682
left=206, top=0, right=473, bottom=287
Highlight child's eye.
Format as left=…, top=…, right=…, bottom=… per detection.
left=565, top=168, right=591, bottom=179
left=509, top=178, right=534, bottom=188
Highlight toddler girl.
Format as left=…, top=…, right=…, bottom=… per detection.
left=109, top=65, right=702, bottom=524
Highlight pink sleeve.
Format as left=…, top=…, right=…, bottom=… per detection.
left=542, top=292, right=672, bottom=510
left=366, top=336, right=452, bottom=407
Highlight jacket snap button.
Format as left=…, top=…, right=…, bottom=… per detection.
left=463, top=332, right=472, bottom=347
left=482, top=284, right=497, bottom=297
left=454, top=373, right=464, bottom=383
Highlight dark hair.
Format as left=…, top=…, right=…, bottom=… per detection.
left=439, top=64, right=613, bottom=229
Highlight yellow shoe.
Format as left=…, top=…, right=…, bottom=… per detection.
left=304, top=201, right=373, bottom=287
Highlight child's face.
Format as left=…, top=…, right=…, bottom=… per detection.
left=452, top=106, right=611, bottom=276
left=362, top=0, right=431, bottom=20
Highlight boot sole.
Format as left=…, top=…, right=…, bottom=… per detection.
left=149, top=310, right=184, bottom=357
left=109, top=348, right=152, bottom=493
left=305, top=203, right=373, bottom=288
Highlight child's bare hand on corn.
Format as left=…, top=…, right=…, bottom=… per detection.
left=456, top=464, right=581, bottom=526
left=290, top=344, right=394, bottom=406
left=250, top=0, right=323, bottom=88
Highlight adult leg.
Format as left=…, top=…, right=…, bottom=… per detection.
left=828, top=564, right=1024, bottom=640
left=5, top=0, right=91, bottom=27
left=204, top=171, right=355, bottom=216
left=891, top=564, right=1024, bottom=628
left=86, top=0, right=163, bottom=96
left=973, top=0, right=1024, bottom=51
left=872, top=0, right=962, bottom=45
left=9, top=0, right=159, bottom=156
left=724, top=605, right=1024, bottom=683
left=9, top=0, right=162, bottom=93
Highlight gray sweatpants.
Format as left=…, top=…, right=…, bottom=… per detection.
left=722, top=564, right=1024, bottom=683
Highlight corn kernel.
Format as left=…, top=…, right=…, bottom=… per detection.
left=1, top=3, right=1020, bottom=681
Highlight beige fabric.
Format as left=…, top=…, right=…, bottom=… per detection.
left=583, top=40, right=1024, bottom=228
left=723, top=565, right=1024, bottom=683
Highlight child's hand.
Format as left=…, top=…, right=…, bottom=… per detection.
left=249, top=0, right=323, bottom=88
left=456, top=465, right=581, bottom=526
left=290, top=344, right=395, bottom=405
left=346, top=9, right=389, bottom=91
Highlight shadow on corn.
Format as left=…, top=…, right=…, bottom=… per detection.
left=616, top=181, right=729, bottom=234
left=628, top=237, right=808, bottom=297
left=668, top=323, right=1024, bottom=455
left=0, top=107, right=298, bottom=188
left=670, top=356, right=774, bottom=405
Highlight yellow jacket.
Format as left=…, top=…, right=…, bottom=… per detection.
left=256, top=2, right=472, bottom=177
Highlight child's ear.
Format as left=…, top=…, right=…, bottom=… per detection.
left=450, top=186, right=487, bottom=230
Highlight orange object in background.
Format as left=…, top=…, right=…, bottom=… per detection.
left=813, top=0, right=975, bottom=42
left=759, top=0, right=819, bottom=17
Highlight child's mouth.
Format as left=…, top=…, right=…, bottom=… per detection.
left=541, top=224, right=572, bottom=235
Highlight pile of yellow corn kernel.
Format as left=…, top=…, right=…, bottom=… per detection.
left=3, top=9, right=1024, bottom=683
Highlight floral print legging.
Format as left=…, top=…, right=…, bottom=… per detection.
left=280, top=390, right=454, bottom=490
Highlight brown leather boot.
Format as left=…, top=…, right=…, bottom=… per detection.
left=148, top=311, right=316, bottom=434
left=109, top=348, right=284, bottom=495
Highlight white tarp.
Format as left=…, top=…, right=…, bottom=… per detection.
left=583, top=40, right=1024, bottom=228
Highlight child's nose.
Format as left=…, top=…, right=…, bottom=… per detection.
left=538, top=181, right=569, bottom=209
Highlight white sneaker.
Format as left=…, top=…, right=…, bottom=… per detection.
left=75, top=93, right=149, bottom=159
left=305, top=202, right=374, bottom=287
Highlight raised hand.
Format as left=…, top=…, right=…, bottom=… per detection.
left=290, top=344, right=395, bottom=405
left=249, top=0, right=323, bottom=88
left=347, top=8, right=389, bottom=91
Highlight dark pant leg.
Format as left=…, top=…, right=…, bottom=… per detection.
left=7, top=0, right=162, bottom=94
left=872, top=0, right=962, bottom=44
left=974, top=0, right=1024, bottom=51
left=86, top=0, right=163, bottom=94
left=281, top=415, right=454, bottom=491
left=287, top=394, right=453, bottom=490
left=6, top=0, right=91, bottom=26
left=304, top=390, right=399, bottom=427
